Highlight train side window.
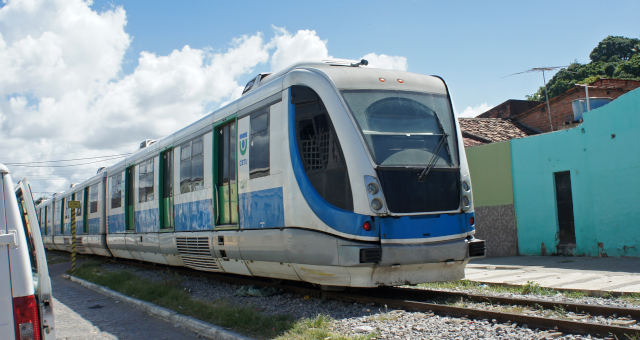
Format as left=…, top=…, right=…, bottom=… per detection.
left=110, top=172, right=123, bottom=208
left=138, top=158, right=154, bottom=202
left=291, top=86, right=353, bottom=211
left=250, top=109, right=270, bottom=179
left=180, top=136, right=205, bottom=193
left=89, top=183, right=99, bottom=213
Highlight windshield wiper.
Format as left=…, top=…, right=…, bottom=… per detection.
left=417, top=133, right=448, bottom=182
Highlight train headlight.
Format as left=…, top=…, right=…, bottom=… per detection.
left=462, top=181, right=470, bottom=192
left=365, top=175, right=387, bottom=214
left=370, top=198, right=383, bottom=211
left=366, top=182, right=379, bottom=195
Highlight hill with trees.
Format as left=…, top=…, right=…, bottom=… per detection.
left=527, top=36, right=640, bottom=101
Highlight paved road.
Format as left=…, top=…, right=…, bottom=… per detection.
left=49, top=261, right=203, bottom=340
left=467, top=256, right=640, bottom=293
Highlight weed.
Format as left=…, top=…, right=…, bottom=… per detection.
left=72, top=262, right=294, bottom=339
left=275, top=315, right=376, bottom=340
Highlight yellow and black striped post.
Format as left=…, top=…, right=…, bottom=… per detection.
left=68, top=200, right=81, bottom=274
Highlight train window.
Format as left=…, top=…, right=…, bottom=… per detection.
left=74, top=192, right=82, bottom=217
left=250, top=110, right=270, bottom=179
left=291, top=86, right=353, bottom=211
left=180, top=136, right=204, bottom=193
left=110, top=172, right=123, bottom=208
left=89, top=183, right=99, bottom=213
left=138, top=158, right=154, bottom=202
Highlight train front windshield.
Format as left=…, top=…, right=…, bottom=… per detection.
left=342, top=90, right=461, bottom=213
left=341, top=90, right=459, bottom=167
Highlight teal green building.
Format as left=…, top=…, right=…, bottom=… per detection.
left=466, top=88, right=640, bottom=257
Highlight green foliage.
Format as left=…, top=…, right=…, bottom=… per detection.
left=73, top=262, right=294, bottom=339
left=589, top=35, right=640, bottom=62
left=528, top=36, right=640, bottom=101
left=275, top=315, right=376, bottom=340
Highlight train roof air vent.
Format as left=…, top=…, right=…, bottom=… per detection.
left=242, top=73, right=272, bottom=95
left=139, top=139, right=156, bottom=149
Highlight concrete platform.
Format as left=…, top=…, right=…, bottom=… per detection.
left=465, top=256, right=640, bottom=294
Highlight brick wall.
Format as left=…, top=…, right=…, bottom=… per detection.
left=515, top=79, right=640, bottom=132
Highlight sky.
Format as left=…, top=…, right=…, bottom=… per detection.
left=1, top=0, right=639, bottom=196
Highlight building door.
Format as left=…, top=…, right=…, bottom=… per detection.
left=216, top=121, right=238, bottom=226
left=554, top=171, right=576, bottom=255
left=160, top=149, right=174, bottom=229
left=125, top=166, right=135, bottom=231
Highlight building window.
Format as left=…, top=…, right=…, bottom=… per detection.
left=110, top=173, right=123, bottom=209
left=89, top=184, right=99, bottom=213
left=138, top=158, right=154, bottom=202
left=180, top=136, right=204, bottom=193
left=250, top=110, right=270, bottom=179
left=571, top=97, right=612, bottom=121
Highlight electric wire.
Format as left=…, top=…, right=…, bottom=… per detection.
left=3, top=153, right=131, bottom=166
left=4, top=155, right=128, bottom=168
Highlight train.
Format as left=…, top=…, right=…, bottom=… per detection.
left=36, top=60, right=485, bottom=288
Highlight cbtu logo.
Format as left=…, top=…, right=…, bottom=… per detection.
left=239, top=132, right=248, bottom=155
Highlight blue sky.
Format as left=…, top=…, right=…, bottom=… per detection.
left=0, top=0, right=639, bottom=194
left=93, top=0, right=640, bottom=114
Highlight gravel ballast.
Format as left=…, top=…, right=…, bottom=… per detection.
left=85, top=259, right=639, bottom=339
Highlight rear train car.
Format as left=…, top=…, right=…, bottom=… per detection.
left=39, top=61, right=485, bottom=287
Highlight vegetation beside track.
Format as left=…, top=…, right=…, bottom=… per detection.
left=70, top=259, right=374, bottom=339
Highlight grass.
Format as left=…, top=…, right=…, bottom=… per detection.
left=275, top=315, right=377, bottom=340
left=72, top=261, right=292, bottom=339
left=71, top=261, right=373, bottom=339
left=418, top=280, right=591, bottom=299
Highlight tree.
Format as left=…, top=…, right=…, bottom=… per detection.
left=527, top=36, right=640, bottom=101
left=589, top=36, right=640, bottom=62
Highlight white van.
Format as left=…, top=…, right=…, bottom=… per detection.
left=0, top=164, right=55, bottom=340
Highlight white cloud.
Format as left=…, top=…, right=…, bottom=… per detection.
left=268, top=27, right=330, bottom=72
left=361, top=53, right=407, bottom=71
left=459, top=103, right=491, bottom=118
left=0, top=1, right=409, bottom=195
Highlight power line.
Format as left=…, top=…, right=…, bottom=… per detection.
left=3, top=153, right=131, bottom=165
left=5, top=155, right=128, bottom=168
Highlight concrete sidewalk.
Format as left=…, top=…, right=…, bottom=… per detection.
left=465, top=256, right=640, bottom=293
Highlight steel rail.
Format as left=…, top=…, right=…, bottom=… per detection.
left=323, top=291, right=640, bottom=339
left=385, top=287, right=640, bottom=319
left=60, top=252, right=640, bottom=338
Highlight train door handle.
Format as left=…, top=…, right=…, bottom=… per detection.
left=214, top=184, right=219, bottom=219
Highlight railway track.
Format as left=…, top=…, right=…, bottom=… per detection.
left=65, top=253, right=640, bottom=339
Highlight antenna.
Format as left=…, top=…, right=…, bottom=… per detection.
left=507, top=66, right=568, bottom=131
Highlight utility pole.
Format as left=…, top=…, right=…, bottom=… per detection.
left=507, top=66, right=568, bottom=132
left=68, top=200, right=81, bottom=273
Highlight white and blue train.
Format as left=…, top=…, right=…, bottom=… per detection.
left=36, top=60, right=485, bottom=287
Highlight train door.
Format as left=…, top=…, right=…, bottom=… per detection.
left=215, top=120, right=238, bottom=227
left=125, top=166, right=135, bottom=231
left=160, top=149, right=174, bottom=229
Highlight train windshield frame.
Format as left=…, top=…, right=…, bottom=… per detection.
left=341, top=90, right=459, bottom=168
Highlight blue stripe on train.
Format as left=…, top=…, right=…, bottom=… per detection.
left=174, top=199, right=213, bottom=231
left=287, top=89, right=373, bottom=237
left=107, top=213, right=126, bottom=233
left=378, top=212, right=475, bottom=240
left=239, top=187, right=284, bottom=229
left=135, top=208, right=159, bottom=232
left=88, top=217, right=100, bottom=234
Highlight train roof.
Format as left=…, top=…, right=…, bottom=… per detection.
left=43, top=60, right=448, bottom=202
